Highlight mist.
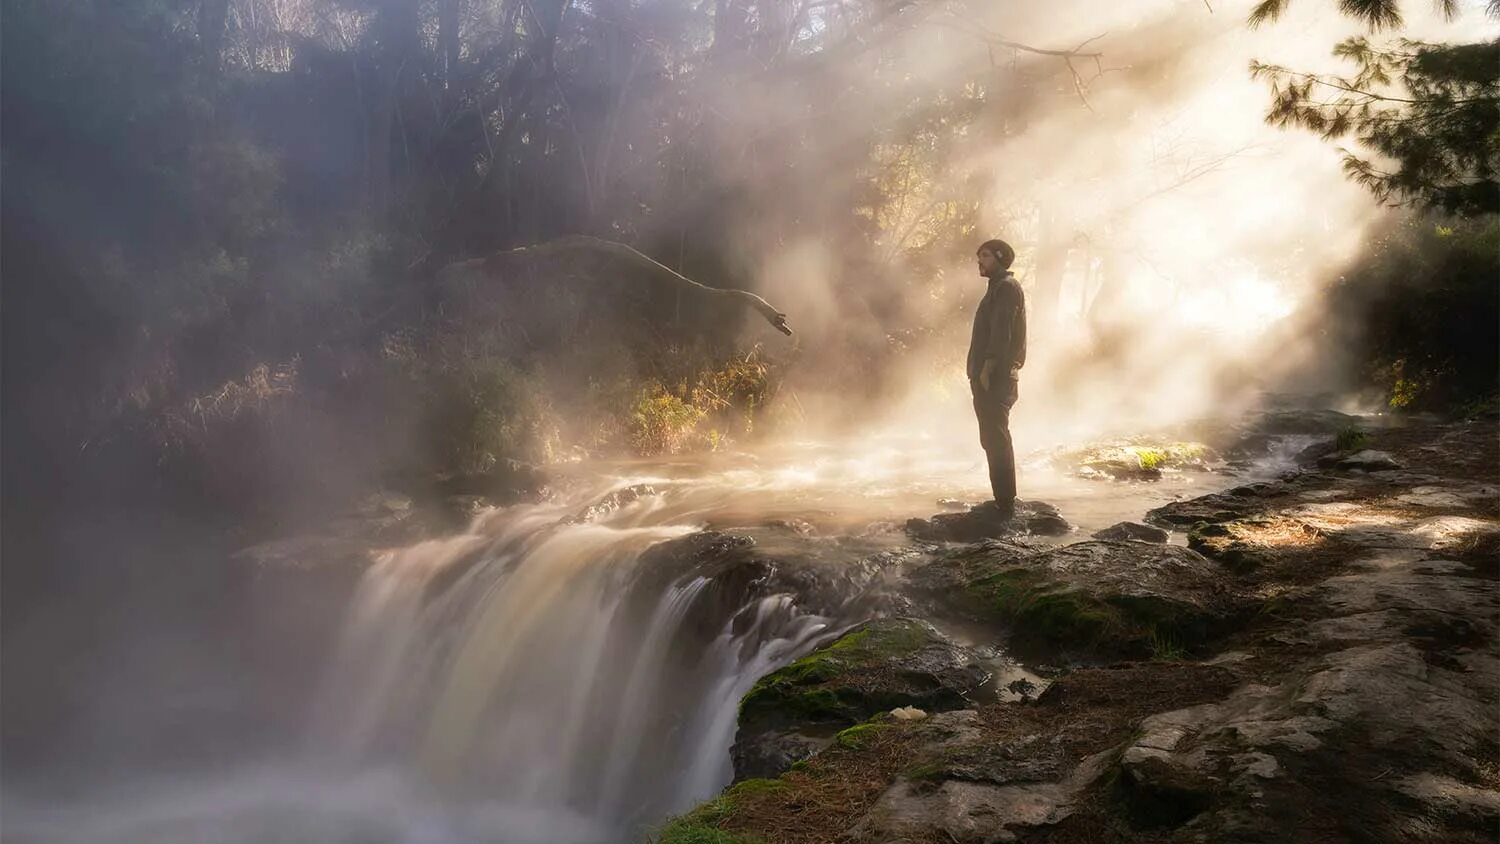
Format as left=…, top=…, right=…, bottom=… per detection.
left=3, top=0, right=1496, bottom=842
left=719, top=1, right=1491, bottom=447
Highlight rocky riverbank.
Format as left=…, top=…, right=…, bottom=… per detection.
left=655, top=416, right=1499, bottom=843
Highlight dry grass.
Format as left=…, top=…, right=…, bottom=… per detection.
left=716, top=722, right=924, bottom=843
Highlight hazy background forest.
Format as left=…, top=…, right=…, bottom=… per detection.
left=2, top=0, right=1497, bottom=807
left=5, top=0, right=1495, bottom=520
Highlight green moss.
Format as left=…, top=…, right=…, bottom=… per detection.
left=1334, top=425, right=1369, bottom=452
left=655, top=821, right=760, bottom=844
left=739, top=682, right=849, bottom=724
left=962, top=567, right=1210, bottom=656
left=654, top=782, right=785, bottom=843
left=738, top=620, right=936, bottom=725
left=655, top=794, right=763, bottom=844
left=904, top=760, right=949, bottom=781
left=1133, top=443, right=1208, bottom=470
left=1133, top=447, right=1168, bottom=470
left=966, top=568, right=1124, bottom=647
left=834, top=722, right=887, bottom=750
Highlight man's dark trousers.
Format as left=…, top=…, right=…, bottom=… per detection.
left=972, top=376, right=1018, bottom=509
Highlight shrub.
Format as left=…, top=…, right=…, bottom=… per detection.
left=1329, top=215, right=1500, bottom=411
left=629, top=383, right=707, bottom=456
left=1334, top=425, right=1369, bottom=452
left=428, top=359, right=558, bottom=472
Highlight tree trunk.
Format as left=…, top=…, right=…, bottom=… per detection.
left=366, top=0, right=422, bottom=220
left=198, top=0, right=229, bottom=78
left=440, top=0, right=462, bottom=96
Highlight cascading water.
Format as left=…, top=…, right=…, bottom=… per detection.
left=4, top=433, right=1270, bottom=843
left=307, top=489, right=839, bottom=843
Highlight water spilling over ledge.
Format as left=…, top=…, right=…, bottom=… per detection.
left=10, top=410, right=1488, bottom=844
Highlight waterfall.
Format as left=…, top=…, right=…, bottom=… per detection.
left=308, top=488, right=835, bottom=842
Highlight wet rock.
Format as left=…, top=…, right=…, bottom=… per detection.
left=562, top=483, right=658, bottom=523
left=733, top=618, right=988, bottom=779
left=1251, top=408, right=1361, bottom=436
left=648, top=531, right=906, bottom=624
left=1146, top=496, right=1254, bottom=529
left=1317, top=449, right=1402, bottom=472
left=1108, top=523, right=1500, bottom=842
left=1092, top=521, right=1170, bottom=543
left=937, top=497, right=972, bottom=511
left=1051, top=441, right=1218, bottom=482
left=1293, top=437, right=1337, bottom=466
left=1080, top=459, right=1162, bottom=481
left=906, top=500, right=1071, bottom=542
left=1183, top=515, right=1331, bottom=573
left=732, top=729, right=834, bottom=782
left=1144, top=471, right=1337, bottom=529
left=674, top=419, right=1499, bottom=842
left=762, top=517, right=816, bottom=535
left=1118, top=640, right=1499, bottom=841
left=442, top=494, right=491, bottom=523
left=910, top=541, right=1238, bottom=657
left=1192, top=408, right=1361, bottom=458
left=842, top=725, right=1112, bottom=844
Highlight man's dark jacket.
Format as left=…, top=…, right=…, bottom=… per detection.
left=966, top=271, right=1027, bottom=382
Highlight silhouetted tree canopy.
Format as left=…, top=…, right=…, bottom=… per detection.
left=1253, top=38, right=1500, bottom=215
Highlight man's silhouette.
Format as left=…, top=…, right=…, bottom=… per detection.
left=967, top=239, right=1026, bottom=518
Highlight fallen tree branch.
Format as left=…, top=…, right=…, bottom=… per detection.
left=478, top=234, right=795, bottom=336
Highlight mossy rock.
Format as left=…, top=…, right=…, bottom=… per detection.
left=905, top=499, right=1072, bottom=542
left=833, top=721, right=890, bottom=751
left=912, top=541, right=1237, bottom=659
left=738, top=618, right=985, bottom=730
left=732, top=618, right=986, bottom=779
left=1055, top=441, right=1218, bottom=482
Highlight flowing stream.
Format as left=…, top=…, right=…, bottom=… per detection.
left=3, top=433, right=1306, bottom=843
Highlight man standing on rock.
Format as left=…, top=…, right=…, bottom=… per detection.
left=968, top=239, right=1027, bottom=518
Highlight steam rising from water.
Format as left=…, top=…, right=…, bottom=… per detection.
left=744, top=2, right=1491, bottom=445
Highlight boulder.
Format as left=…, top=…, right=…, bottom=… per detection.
left=1316, top=449, right=1402, bottom=472
left=632, top=531, right=907, bottom=644
left=1051, top=441, right=1218, bottom=482
left=562, top=483, right=658, bottom=524
left=1251, top=408, right=1361, bottom=436
left=906, top=500, right=1071, bottom=542
left=909, top=541, right=1238, bottom=658
left=842, top=764, right=1109, bottom=844
left=732, top=729, right=834, bottom=782
left=733, top=618, right=988, bottom=779
left=842, top=710, right=1112, bottom=844
left=1092, top=521, right=1170, bottom=543
left=1147, top=489, right=1267, bottom=529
